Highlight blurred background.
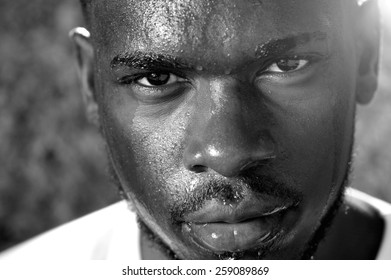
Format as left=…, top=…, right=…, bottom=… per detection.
left=0, top=0, right=391, bottom=252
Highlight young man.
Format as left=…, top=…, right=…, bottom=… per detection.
left=2, top=0, right=391, bottom=259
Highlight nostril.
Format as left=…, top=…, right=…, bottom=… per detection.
left=190, top=165, right=207, bottom=173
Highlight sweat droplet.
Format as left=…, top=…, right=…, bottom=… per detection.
left=344, top=205, right=350, bottom=215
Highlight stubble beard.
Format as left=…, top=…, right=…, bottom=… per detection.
left=102, top=102, right=355, bottom=259
left=106, top=149, right=353, bottom=260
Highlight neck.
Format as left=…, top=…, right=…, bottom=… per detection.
left=140, top=233, right=173, bottom=260
left=313, top=193, right=385, bottom=259
left=138, top=218, right=179, bottom=260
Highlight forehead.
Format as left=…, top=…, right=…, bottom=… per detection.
left=91, top=0, right=346, bottom=67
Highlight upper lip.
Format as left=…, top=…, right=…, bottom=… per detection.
left=182, top=197, right=295, bottom=224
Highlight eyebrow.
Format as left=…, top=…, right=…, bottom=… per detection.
left=110, top=50, right=193, bottom=71
left=255, top=31, right=328, bottom=59
left=110, top=31, right=328, bottom=71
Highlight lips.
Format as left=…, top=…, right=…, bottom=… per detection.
left=181, top=198, right=297, bottom=253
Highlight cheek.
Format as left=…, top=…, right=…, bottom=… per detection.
left=281, top=93, right=354, bottom=183
left=97, top=90, right=200, bottom=253
left=263, top=61, right=356, bottom=215
left=97, top=83, right=192, bottom=217
left=129, top=110, right=188, bottom=201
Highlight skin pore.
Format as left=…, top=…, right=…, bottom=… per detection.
left=73, top=0, right=383, bottom=259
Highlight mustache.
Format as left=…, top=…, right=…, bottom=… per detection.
left=170, top=173, right=303, bottom=221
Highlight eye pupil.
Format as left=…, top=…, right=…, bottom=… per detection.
left=146, top=72, right=170, bottom=86
left=276, top=59, right=300, bottom=72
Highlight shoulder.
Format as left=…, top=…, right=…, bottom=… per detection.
left=345, top=188, right=391, bottom=216
left=0, top=201, right=140, bottom=260
left=345, top=189, right=391, bottom=259
left=315, top=188, right=391, bottom=259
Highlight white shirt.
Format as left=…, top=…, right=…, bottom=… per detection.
left=1, top=188, right=391, bottom=260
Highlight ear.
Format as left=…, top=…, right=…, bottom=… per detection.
left=355, top=0, right=380, bottom=105
left=69, top=27, right=99, bottom=124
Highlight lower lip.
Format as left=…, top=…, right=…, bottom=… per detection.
left=183, top=212, right=287, bottom=253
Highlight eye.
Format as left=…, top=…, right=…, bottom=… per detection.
left=266, top=58, right=309, bottom=73
left=135, top=72, right=185, bottom=87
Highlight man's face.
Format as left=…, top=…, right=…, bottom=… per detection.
left=89, top=0, right=360, bottom=259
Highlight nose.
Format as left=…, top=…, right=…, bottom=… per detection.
left=183, top=78, right=275, bottom=177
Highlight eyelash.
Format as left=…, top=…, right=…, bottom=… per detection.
left=117, top=75, right=142, bottom=85
left=118, top=72, right=187, bottom=87
left=261, top=55, right=314, bottom=75
left=117, top=55, right=318, bottom=88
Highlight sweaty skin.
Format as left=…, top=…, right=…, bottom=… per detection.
left=75, top=0, right=383, bottom=259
